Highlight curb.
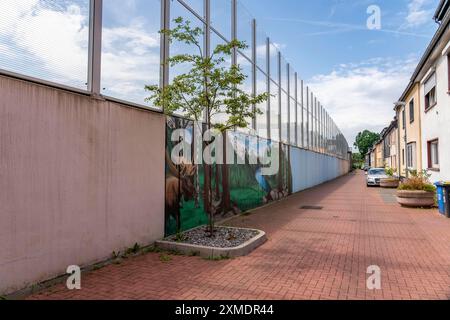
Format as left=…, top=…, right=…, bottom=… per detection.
left=155, top=227, right=267, bottom=259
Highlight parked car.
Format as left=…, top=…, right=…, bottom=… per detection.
left=362, top=165, right=371, bottom=172
left=366, top=168, right=389, bottom=187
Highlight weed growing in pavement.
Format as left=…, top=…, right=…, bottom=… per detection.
left=204, top=255, right=231, bottom=261
left=159, top=254, right=172, bottom=262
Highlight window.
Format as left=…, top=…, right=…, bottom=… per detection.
left=448, top=55, right=450, bottom=92
left=427, top=139, right=440, bottom=170
left=402, top=109, right=406, bottom=129
left=402, top=149, right=405, bottom=165
left=409, top=99, right=414, bottom=123
left=406, top=142, right=416, bottom=169
left=424, top=72, right=437, bottom=110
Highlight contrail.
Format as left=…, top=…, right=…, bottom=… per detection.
left=263, top=17, right=430, bottom=38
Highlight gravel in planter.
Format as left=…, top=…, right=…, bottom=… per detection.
left=166, top=226, right=260, bottom=248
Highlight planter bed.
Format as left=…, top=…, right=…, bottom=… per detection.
left=156, top=226, right=267, bottom=259
left=380, top=178, right=399, bottom=188
left=397, top=190, right=435, bottom=208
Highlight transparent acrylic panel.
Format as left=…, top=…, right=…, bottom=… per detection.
left=269, top=42, right=278, bottom=84
left=169, top=1, right=204, bottom=116
left=298, top=103, right=304, bottom=148
left=256, top=69, right=268, bottom=139
left=102, top=0, right=161, bottom=106
left=280, top=55, right=288, bottom=93
left=305, top=88, right=311, bottom=149
left=236, top=52, right=253, bottom=133
left=181, top=0, right=203, bottom=16
left=211, top=0, right=231, bottom=41
left=318, top=105, right=323, bottom=152
left=317, top=103, right=321, bottom=151
left=310, top=97, right=314, bottom=150
left=280, top=89, right=288, bottom=143
left=290, top=97, right=296, bottom=145
left=270, top=81, right=279, bottom=142
left=0, top=0, right=90, bottom=89
left=236, top=0, right=252, bottom=59
left=210, top=30, right=231, bottom=126
left=255, top=26, right=267, bottom=71
left=289, top=67, right=296, bottom=101
left=312, top=97, right=317, bottom=150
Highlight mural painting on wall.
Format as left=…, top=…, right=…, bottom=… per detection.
left=165, top=116, right=291, bottom=236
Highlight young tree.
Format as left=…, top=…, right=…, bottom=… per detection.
left=146, top=17, right=269, bottom=235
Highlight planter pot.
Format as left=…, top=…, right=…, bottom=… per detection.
left=380, top=178, right=399, bottom=188
left=396, top=190, right=435, bottom=208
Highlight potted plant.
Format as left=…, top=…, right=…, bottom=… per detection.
left=380, top=167, right=399, bottom=188
left=396, top=170, right=436, bottom=208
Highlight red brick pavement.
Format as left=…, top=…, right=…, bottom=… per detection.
left=28, top=171, right=450, bottom=300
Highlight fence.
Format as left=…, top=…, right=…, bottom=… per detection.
left=0, top=0, right=349, bottom=159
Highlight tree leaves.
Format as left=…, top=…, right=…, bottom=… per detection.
left=354, top=130, right=381, bottom=156
left=146, top=17, right=269, bottom=133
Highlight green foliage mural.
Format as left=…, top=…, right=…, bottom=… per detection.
left=165, top=116, right=291, bottom=236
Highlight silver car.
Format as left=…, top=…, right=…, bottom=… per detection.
left=366, top=168, right=389, bottom=187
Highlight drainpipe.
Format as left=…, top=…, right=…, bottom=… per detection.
left=404, top=109, right=408, bottom=179
left=396, top=112, right=401, bottom=181
left=395, top=101, right=407, bottom=179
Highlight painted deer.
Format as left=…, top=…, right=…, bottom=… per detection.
left=165, top=152, right=197, bottom=225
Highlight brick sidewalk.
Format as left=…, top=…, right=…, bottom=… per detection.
left=28, top=171, right=450, bottom=300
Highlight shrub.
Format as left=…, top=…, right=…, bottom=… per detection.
left=398, top=169, right=436, bottom=193
left=385, top=167, right=396, bottom=177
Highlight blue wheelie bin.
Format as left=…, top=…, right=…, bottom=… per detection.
left=443, top=182, right=450, bottom=218
left=435, top=182, right=445, bottom=215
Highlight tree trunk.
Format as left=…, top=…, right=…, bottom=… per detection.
left=221, top=131, right=231, bottom=213
left=215, top=164, right=220, bottom=200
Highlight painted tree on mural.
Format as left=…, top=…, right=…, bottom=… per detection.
left=146, top=17, right=269, bottom=235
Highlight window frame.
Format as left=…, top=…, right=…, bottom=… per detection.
left=425, top=87, right=437, bottom=111
left=424, top=72, right=437, bottom=111
left=447, top=54, right=450, bottom=93
left=406, top=142, right=416, bottom=170
left=427, top=139, right=440, bottom=170
left=402, top=109, right=406, bottom=129
left=409, top=99, right=414, bottom=123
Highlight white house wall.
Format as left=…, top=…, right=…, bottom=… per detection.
left=420, top=41, right=450, bottom=183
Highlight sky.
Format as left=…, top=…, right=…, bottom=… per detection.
left=0, top=0, right=442, bottom=148
left=239, top=0, right=440, bottom=148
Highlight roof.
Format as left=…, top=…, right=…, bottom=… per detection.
left=397, top=4, right=450, bottom=103
left=434, top=0, right=450, bottom=22
left=382, top=119, right=397, bottom=137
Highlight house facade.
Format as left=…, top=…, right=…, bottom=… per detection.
left=374, top=140, right=384, bottom=168
left=395, top=82, right=423, bottom=178
left=417, top=6, right=450, bottom=183
left=374, top=1, right=450, bottom=183
left=382, top=120, right=398, bottom=172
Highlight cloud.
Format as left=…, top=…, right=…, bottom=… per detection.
left=308, top=56, right=418, bottom=147
left=403, top=0, right=434, bottom=28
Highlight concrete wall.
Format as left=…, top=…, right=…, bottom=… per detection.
left=0, top=75, right=166, bottom=295
left=290, top=147, right=350, bottom=194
